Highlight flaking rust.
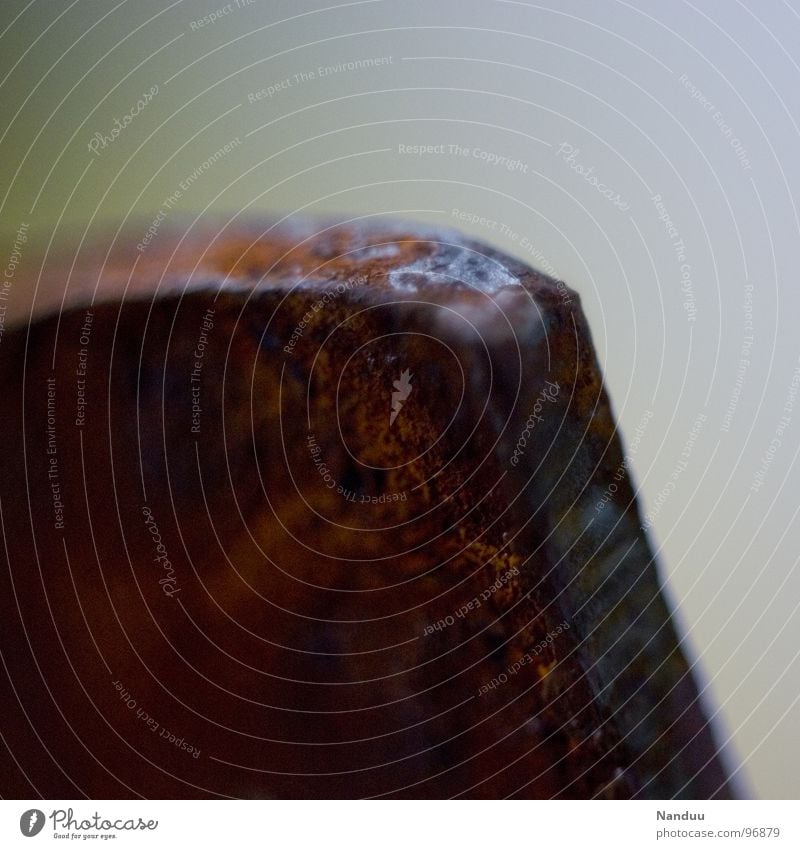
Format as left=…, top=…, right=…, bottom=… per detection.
left=0, top=219, right=733, bottom=798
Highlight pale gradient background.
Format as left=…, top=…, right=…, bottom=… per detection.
left=2, top=0, right=799, bottom=798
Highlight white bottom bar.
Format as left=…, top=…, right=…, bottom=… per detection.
left=2, top=800, right=798, bottom=848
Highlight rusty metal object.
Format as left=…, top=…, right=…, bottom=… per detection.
left=0, top=220, right=732, bottom=798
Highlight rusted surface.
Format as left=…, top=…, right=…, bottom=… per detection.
left=0, top=220, right=733, bottom=798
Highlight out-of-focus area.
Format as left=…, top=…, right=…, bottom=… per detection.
left=1, top=0, right=799, bottom=798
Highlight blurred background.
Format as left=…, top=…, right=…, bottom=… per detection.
left=2, top=0, right=799, bottom=798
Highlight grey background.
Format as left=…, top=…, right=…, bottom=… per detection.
left=1, top=0, right=799, bottom=798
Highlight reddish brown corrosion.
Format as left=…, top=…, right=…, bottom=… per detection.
left=0, top=220, right=733, bottom=798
